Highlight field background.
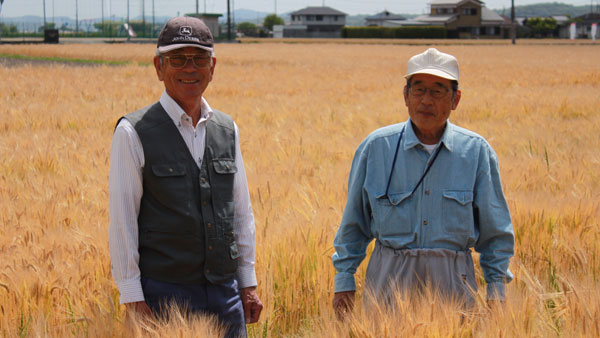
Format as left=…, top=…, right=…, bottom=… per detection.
left=0, top=41, right=599, bottom=337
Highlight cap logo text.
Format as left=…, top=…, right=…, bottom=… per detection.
left=179, top=26, right=192, bottom=36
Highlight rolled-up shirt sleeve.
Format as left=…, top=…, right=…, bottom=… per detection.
left=473, top=144, right=514, bottom=301
left=232, top=122, right=258, bottom=289
left=332, top=141, right=375, bottom=293
left=108, top=119, right=145, bottom=305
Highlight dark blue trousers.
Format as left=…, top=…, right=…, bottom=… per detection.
left=142, top=277, right=246, bottom=338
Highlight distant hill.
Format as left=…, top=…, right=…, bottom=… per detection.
left=225, top=8, right=271, bottom=24
left=492, top=2, right=596, bottom=17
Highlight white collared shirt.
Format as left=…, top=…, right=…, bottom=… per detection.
left=109, top=90, right=257, bottom=304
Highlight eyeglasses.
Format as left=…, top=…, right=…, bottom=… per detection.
left=409, top=84, right=450, bottom=99
left=163, top=54, right=212, bottom=69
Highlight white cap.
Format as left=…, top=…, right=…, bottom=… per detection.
left=404, top=48, right=459, bottom=81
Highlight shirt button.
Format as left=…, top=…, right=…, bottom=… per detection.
left=206, top=269, right=211, bottom=273
left=207, top=223, right=212, bottom=228
left=202, top=201, right=207, bottom=206
left=425, top=190, right=430, bottom=195
left=201, top=177, right=206, bottom=183
left=208, top=246, right=213, bottom=251
left=423, top=220, right=428, bottom=225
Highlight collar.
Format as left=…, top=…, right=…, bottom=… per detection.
left=403, top=118, right=454, bottom=153
left=159, top=90, right=213, bottom=127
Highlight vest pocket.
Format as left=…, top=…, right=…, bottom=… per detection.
left=149, top=163, right=189, bottom=203
left=211, top=159, right=237, bottom=202
left=373, top=191, right=413, bottom=236
left=212, top=159, right=237, bottom=174
left=442, top=190, right=474, bottom=234
left=152, top=163, right=186, bottom=176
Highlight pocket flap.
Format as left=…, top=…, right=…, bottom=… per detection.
left=443, top=190, right=474, bottom=205
left=151, top=163, right=186, bottom=177
left=376, top=191, right=412, bottom=206
left=212, top=159, right=237, bottom=174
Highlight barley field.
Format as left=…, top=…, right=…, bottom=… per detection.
left=0, top=41, right=599, bottom=337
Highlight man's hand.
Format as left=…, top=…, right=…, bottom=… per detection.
left=240, top=287, right=263, bottom=324
left=333, top=291, right=355, bottom=321
left=125, top=301, right=155, bottom=319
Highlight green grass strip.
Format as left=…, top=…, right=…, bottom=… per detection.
left=0, top=53, right=151, bottom=66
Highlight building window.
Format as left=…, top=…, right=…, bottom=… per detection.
left=486, top=26, right=497, bottom=35
left=434, top=7, right=455, bottom=14
left=307, top=15, right=314, bottom=21
left=292, top=15, right=296, bottom=21
left=316, top=15, right=323, bottom=21
left=461, top=8, right=477, bottom=15
left=333, top=16, right=338, bottom=21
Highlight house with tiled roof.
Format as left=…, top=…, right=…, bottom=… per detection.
left=413, top=0, right=509, bottom=38
left=365, top=11, right=407, bottom=26
left=284, top=6, right=347, bottom=38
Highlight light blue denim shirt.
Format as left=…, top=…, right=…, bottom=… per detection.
left=332, top=119, right=514, bottom=299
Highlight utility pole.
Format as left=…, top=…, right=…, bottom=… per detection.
left=511, top=0, right=515, bottom=45
left=101, top=0, right=105, bottom=37
left=75, top=0, right=79, bottom=34
left=43, top=0, right=47, bottom=29
left=142, top=0, right=145, bottom=37
left=127, top=0, right=130, bottom=40
left=227, top=0, right=232, bottom=41
left=196, top=0, right=199, bottom=14
left=152, top=0, right=155, bottom=38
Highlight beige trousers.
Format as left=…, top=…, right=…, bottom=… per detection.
left=364, top=241, right=477, bottom=308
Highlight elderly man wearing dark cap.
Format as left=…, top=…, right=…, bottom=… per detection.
left=332, top=48, right=514, bottom=318
left=108, top=16, right=261, bottom=337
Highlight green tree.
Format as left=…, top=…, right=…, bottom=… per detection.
left=37, top=22, right=56, bottom=32
left=93, top=20, right=123, bottom=37
left=0, top=23, right=18, bottom=35
left=525, top=17, right=558, bottom=38
left=237, top=22, right=258, bottom=37
left=263, top=14, right=284, bottom=31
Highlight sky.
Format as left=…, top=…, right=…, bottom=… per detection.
left=0, top=0, right=595, bottom=20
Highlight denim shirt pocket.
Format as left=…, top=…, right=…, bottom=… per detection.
left=373, top=191, right=414, bottom=236
left=442, top=190, right=475, bottom=234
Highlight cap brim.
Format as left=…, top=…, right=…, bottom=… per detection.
left=157, top=43, right=213, bottom=54
left=404, top=68, right=458, bottom=81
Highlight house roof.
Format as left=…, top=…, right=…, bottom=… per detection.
left=366, top=10, right=406, bottom=21
left=429, top=0, right=482, bottom=5
left=575, top=12, right=600, bottom=23
left=383, top=19, right=431, bottom=27
left=290, top=6, right=347, bottom=16
left=414, top=14, right=457, bottom=24
left=551, top=15, right=570, bottom=25
left=481, top=7, right=504, bottom=23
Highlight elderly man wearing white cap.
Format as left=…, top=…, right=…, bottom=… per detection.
left=332, top=48, right=514, bottom=318
left=108, top=16, right=261, bottom=337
